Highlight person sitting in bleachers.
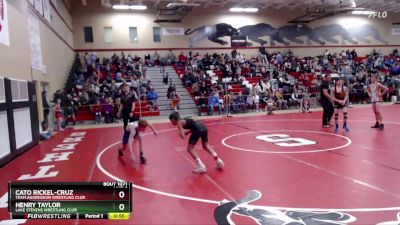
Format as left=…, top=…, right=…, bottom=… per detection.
left=208, top=92, right=222, bottom=116
left=182, top=71, right=192, bottom=88
left=252, top=92, right=260, bottom=112
left=103, top=96, right=114, bottom=123
left=246, top=94, right=254, bottom=112
left=275, top=89, right=288, bottom=110
left=113, top=97, right=121, bottom=123
left=196, top=93, right=208, bottom=116
left=233, top=92, right=245, bottom=113
left=147, top=87, right=159, bottom=111
left=199, top=81, right=211, bottom=96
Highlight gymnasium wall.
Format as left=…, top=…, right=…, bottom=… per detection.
left=0, top=0, right=74, bottom=92
left=72, top=3, right=400, bottom=58
left=0, top=0, right=75, bottom=122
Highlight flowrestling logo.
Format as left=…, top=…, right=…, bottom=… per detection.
left=368, top=11, right=388, bottom=19
left=214, top=190, right=357, bottom=225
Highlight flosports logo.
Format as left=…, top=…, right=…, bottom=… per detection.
left=368, top=11, right=388, bottom=19
left=214, top=190, right=357, bottom=225
left=0, top=0, right=4, bottom=32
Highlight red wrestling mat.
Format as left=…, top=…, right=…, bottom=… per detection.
left=1, top=105, right=400, bottom=225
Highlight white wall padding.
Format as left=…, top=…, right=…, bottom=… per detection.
left=0, top=111, right=11, bottom=158
left=13, top=107, right=33, bottom=149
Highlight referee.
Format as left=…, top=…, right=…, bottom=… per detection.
left=118, top=84, right=138, bottom=157
left=319, top=74, right=342, bottom=128
left=119, top=84, right=138, bottom=130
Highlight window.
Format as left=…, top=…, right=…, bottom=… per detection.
left=129, top=27, right=138, bottom=43
left=153, top=27, right=161, bottom=42
left=11, top=79, right=28, bottom=102
left=84, top=26, right=93, bottom=43
left=0, top=111, right=10, bottom=158
left=104, top=27, right=113, bottom=43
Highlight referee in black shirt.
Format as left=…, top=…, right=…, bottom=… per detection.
left=119, top=84, right=138, bottom=130
left=320, top=74, right=342, bottom=128
left=118, top=84, right=138, bottom=157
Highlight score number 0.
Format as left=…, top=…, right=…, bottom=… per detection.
left=118, top=190, right=126, bottom=211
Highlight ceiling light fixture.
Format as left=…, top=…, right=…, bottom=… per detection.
left=112, top=4, right=147, bottom=10
left=130, top=5, right=147, bottom=10
left=166, top=3, right=200, bottom=8
left=351, top=10, right=375, bottom=15
left=229, top=7, right=259, bottom=13
left=112, top=4, right=130, bottom=10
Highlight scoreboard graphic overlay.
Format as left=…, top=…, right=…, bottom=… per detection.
left=8, top=182, right=132, bottom=220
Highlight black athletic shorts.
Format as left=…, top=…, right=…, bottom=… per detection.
left=188, top=123, right=208, bottom=145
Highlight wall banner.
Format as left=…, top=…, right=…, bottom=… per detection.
left=27, top=8, right=43, bottom=71
left=43, top=0, right=51, bottom=23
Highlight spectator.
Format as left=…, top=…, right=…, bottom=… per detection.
left=170, top=91, right=181, bottom=111
left=223, top=91, right=234, bottom=116
left=259, top=44, right=268, bottom=64
left=153, top=51, right=160, bottom=66
left=54, top=99, right=63, bottom=131
left=144, top=53, right=151, bottom=66
left=130, top=75, right=140, bottom=96
left=178, top=52, right=186, bottom=63
left=167, top=84, right=176, bottom=99
left=103, top=96, right=114, bottom=123
left=292, top=87, right=304, bottom=112
left=42, top=91, right=51, bottom=122
left=94, top=99, right=102, bottom=124
left=65, top=94, right=77, bottom=125
left=265, top=96, right=275, bottom=115
left=113, top=97, right=121, bottom=123
left=40, top=120, right=53, bottom=140
left=166, top=50, right=176, bottom=65
left=233, top=92, right=245, bottom=113
left=252, top=92, right=260, bottom=112
left=199, top=81, right=210, bottom=96
left=231, top=49, right=238, bottom=59
left=147, top=87, right=159, bottom=111
left=196, top=93, right=208, bottom=116
left=245, top=93, right=254, bottom=112
left=53, top=90, right=63, bottom=104
left=276, top=89, right=288, bottom=110
left=208, top=92, right=222, bottom=115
